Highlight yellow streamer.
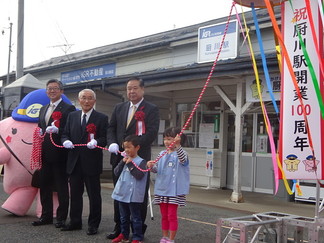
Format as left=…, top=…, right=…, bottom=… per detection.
left=276, top=154, right=294, bottom=195
left=239, top=1, right=293, bottom=194
left=275, top=45, right=282, bottom=72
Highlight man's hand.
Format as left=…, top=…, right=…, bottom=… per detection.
left=46, top=125, right=59, bottom=134
left=108, top=143, right=119, bottom=155
left=63, top=140, right=74, bottom=149
left=87, top=139, right=97, bottom=149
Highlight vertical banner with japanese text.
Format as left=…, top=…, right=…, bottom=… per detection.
left=280, top=0, right=323, bottom=179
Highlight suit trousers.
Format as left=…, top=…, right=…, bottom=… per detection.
left=39, top=160, right=69, bottom=221
left=69, top=161, right=102, bottom=228
left=112, top=163, right=121, bottom=231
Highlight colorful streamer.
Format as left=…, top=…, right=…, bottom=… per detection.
left=276, top=154, right=295, bottom=195
left=318, top=0, right=324, bottom=28
left=251, top=3, right=279, bottom=114
left=264, top=0, right=316, bottom=164
left=304, top=0, right=324, bottom=115
left=237, top=2, right=280, bottom=194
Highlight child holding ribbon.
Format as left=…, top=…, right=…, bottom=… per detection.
left=147, top=127, right=190, bottom=243
left=111, top=134, right=148, bottom=243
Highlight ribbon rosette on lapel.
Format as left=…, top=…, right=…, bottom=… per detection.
left=86, top=123, right=96, bottom=142
left=134, top=106, right=146, bottom=135
left=51, top=111, right=62, bottom=128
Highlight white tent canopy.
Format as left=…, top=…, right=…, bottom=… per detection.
left=3, top=73, right=45, bottom=90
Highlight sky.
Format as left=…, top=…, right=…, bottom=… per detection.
left=0, top=0, right=249, bottom=77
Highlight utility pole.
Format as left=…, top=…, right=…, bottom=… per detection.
left=6, top=22, right=13, bottom=86
left=16, top=0, right=24, bottom=79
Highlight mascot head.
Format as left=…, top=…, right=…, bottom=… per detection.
left=11, top=89, right=72, bottom=123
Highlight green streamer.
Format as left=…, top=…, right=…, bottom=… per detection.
left=288, top=0, right=324, bottom=118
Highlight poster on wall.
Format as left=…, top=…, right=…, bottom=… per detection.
left=279, top=0, right=323, bottom=179
left=245, top=75, right=281, bottom=102
left=257, top=134, right=268, bottom=153
left=199, top=123, right=215, bottom=148
left=206, top=149, right=214, bottom=177
left=181, top=111, right=193, bottom=132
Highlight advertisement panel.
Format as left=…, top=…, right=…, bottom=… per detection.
left=197, top=20, right=238, bottom=63
left=61, top=63, right=116, bottom=85
left=280, top=0, right=323, bottom=179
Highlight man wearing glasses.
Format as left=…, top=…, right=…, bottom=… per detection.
left=32, top=79, right=75, bottom=229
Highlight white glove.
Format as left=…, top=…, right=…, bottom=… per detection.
left=87, top=139, right=97, bottom=149
left=46, top=125, right=59, bottom=134
left=39, top=128, right=43, bottom=136
left=108, top=143, right=119, bottom=155
left=63, top=140, right=74, bottom=149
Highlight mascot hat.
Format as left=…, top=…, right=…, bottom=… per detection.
left=12, top=89, right=72, bottom=123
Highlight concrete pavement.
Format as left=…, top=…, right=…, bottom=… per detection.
left=0, top=180, right=322, bottom=242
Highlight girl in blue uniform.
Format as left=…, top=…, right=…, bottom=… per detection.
left=147, top=127, right=189, bottom=243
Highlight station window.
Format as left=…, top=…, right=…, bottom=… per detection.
left=227, top=113, right=280, bottom=153
left=176, top=103, right=221, bottom=148
left=256, top=113, right=279, bottom=153
left=228, top=114, right=253, bottom=152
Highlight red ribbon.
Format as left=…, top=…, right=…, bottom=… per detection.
left=86, top=123, right=96, bottom=142
left=135, top=107, right=146, bottom=135
left=52, top=111, right=62, bottom=128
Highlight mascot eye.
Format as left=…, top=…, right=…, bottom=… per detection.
left=12, top=128, right=17, bottom=135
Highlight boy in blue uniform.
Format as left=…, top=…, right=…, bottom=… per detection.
left=111, top=135, right=147, bottom=243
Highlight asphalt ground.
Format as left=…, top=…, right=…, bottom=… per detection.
left=0, top=182, right=250, bottom=243
left=1, top=180, right=323, bottom=242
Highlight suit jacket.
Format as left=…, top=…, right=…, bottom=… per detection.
left=38, top=100, right=76, bottom=163
left=107, top=99, right=160, bottom=166
left=62, top=109, right=108, bottom=176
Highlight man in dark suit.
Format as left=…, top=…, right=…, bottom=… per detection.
left=32, top=79, right=76, bottom=228
left=61, top=89, right=108, bottom=236
left=107, top=77, right=160, bottom=239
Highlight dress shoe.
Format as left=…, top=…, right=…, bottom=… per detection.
left=61, top=223, right=82, bottom=231
left=87, top=227, right=98, bottom=235
left=32, top=218, right=53, bottom=226
left=106, top=230, right=121, bottom=239
left=54, top=220, right=65, bottom=228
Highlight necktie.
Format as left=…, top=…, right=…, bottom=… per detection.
left=81, top=114, right=87, bottom=132
left=45, top=104, right=55, bottom=124
left=126, top=105, right=136, bottom=128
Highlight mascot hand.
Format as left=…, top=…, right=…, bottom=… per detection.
left=46, top=125, right=59, bottom=134
left=87, top=139, right=97, bottom=149
left=63, top=140, right=74, bottom=149
left=108, top=143, right=119, bottom=155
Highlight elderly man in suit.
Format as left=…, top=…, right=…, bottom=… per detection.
left=61, top=89, right=108, bottom=236
left=107, top=77, right=160, bottom=239
left=32, top=79, right=75, bottom=228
